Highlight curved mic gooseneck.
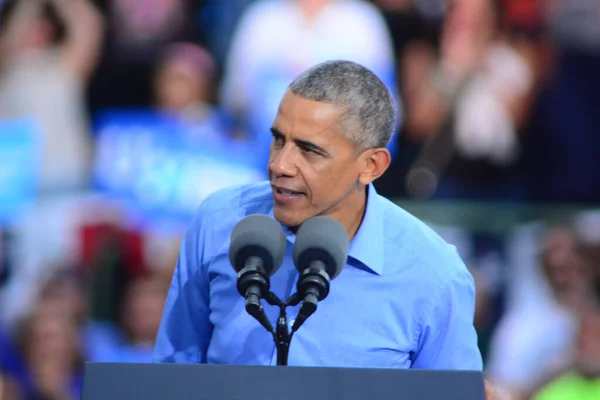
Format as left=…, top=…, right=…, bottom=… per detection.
left=236, top=255, right=274, bottom=333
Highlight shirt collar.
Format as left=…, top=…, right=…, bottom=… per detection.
left=268, top=183, right=385, bottom=276
left=347, top=183, right=384, bottom=276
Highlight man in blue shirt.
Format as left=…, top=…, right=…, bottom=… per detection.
left=154, top=60, right=483, bottom=371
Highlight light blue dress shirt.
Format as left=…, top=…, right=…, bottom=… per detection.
left=153, top=181, right=483, bottom=370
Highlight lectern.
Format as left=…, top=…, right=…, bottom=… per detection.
left=81, top=362, right=485, bottom=400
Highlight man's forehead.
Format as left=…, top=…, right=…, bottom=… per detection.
left=275, top=92, right=344, bottom=139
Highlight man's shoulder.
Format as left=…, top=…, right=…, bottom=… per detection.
left=195, top=181, right=273, bottom=217
left=377, top=195, right=470, bottom=283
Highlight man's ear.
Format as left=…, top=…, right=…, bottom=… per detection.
left=358, top=148, right=391, bottom=186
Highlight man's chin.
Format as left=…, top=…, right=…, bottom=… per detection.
left=273, top=208, right=306, bottom=230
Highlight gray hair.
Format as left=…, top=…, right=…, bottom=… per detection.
left=288, top=60, right=396, bottom=152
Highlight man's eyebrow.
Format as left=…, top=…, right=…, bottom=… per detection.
left=270, top=127, right=284, bottom=137
left=294, top=138, right=330, bottom=156
left=270, top=127, right=331, bottom=157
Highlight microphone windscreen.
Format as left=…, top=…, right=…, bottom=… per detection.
left=229, top=214, right=287, bottom=275
left=293, top=216, right=349, bottom=280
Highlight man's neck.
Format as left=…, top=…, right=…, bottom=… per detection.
left=328, top=184, right=368, bottom=241
left=345, top=188, right=368, bottom=240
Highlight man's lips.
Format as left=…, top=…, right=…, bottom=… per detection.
left=272, top=184, right=306, bottom=204
left=271, top=184, right=305, bottom=196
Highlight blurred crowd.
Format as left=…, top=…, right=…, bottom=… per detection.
left=0, top=0, right=599, bottom=399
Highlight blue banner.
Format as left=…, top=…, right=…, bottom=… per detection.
left=93, top=109, right=267, bottom=229
left=0, top=119, right=40, bottom=225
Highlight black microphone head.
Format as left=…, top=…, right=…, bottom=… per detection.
left=229, top=214, right=287, bottom=275
left=293, top=216, right=349, bottom=280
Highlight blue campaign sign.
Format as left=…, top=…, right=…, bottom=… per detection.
left=0, top=119, right=40, bottom=225
left=93, top=109, right=267, bottom=228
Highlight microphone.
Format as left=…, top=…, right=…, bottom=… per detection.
left=229, top=214, right=287, bottom=333
left=291, top=216, right=349, bottom=332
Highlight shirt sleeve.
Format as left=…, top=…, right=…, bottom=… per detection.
left=411, top=266, right=483, bottom=370
left=153, top=210, right=213, bottom=363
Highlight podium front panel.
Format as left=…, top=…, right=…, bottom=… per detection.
left=82, top=362, right=485, bottom=400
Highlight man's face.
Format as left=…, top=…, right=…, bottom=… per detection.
left=268, top=91, right=366, bottom=228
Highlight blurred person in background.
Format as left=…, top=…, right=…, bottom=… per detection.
left=87, top=273, right=167, bottom=364
left=486, top=226, right=599, bottom=400
left=153, top=41, right=231, bottom=141
left=197, top=0, right=257, bottom=69
left=0, top=369, right=20, bottom=400
left=470, top=265, right=497, bottom=363
left=0, top=231, right=8, bottom=290
left=400, top=0, right=544, bottom=200
left=118, top=274, right=167, bottom=358
left=154, top=42, right=217, bottom=122
left=0, top=326, right=25, bottom=398
left=4, top=271, right=87, bottom=400
left=220, top=0, right=399, bottom=163
left=87, top=0, right=204, bottom=113
left=1, top=269, right=87, bottom=400
left=0, top=0, right=103, bottom=192
left=531, top=306, right=600, bottom=400
left=36, top=270, right=87, bottom=326
left=106, top=0, right=187, bottom=59
left=17, top=298, right=83, bottom=400
left=523, top=0, right=600, bottom=203
left=540, top=228, right=598, bottom=311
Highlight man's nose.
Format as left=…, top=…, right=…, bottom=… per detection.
left=269, top=146, right=298, bottom=178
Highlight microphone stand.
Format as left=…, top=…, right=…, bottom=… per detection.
left=265, top=292, right=302, bottom=366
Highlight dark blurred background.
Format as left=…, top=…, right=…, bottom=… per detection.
left=0, top=0, right=599, bottom=399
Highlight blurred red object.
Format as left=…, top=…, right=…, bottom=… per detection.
left=79, top=223, right=145, bottom=277
left=501, top=0, right=545, bottom=33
